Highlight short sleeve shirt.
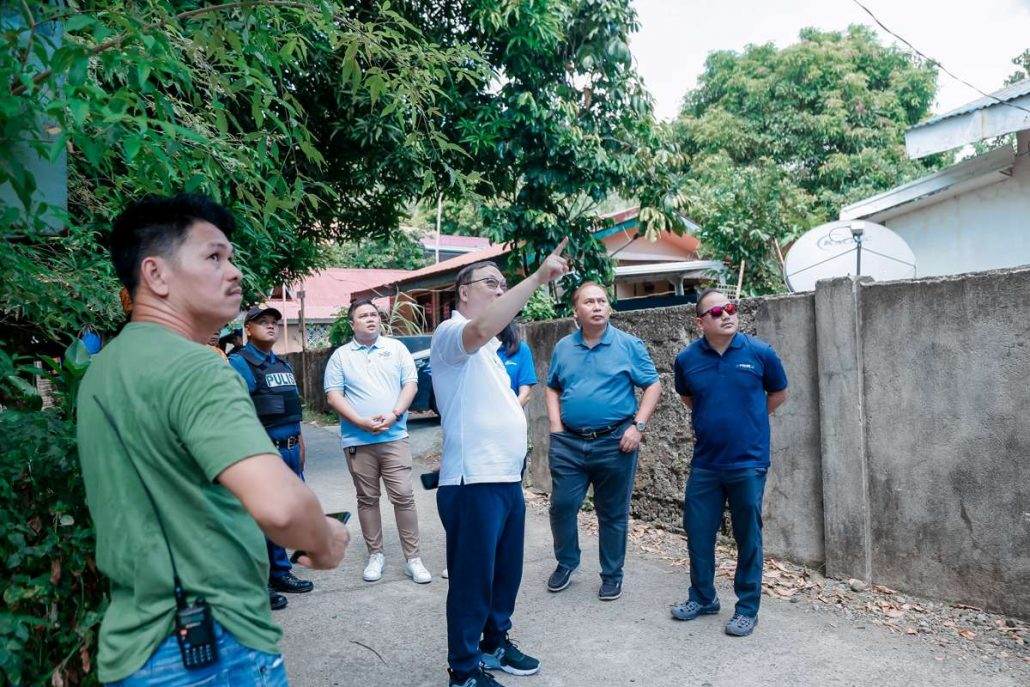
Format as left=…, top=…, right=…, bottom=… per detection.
left=546, top=324, right=659, bottom=429
left=673, top=332, right=788, bottom=470
left=323, top=335, right=418, bottom=447
left=430, top=311, right=527, bottom=485
left=77, top=323, right=281, bottom=682
left=496, top=341, right=538, bottom=395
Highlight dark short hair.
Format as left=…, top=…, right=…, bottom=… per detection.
left=109, top=193, right=236, bottom=296
left=454, top=260, right=500, bottom=291
left=347, top=298, right=378, bottom=320
left=695, top=288, right=726, bottom=316
left=572, top=281, right=608, bottom=306
left=499, top=321, right=521, bottom=357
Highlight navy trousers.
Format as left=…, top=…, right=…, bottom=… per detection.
left=684, top=466, right=767, bottom=617
left=437, top=482, right=525, bottom=674
left=268, top=442, right=303, bottom=581
left=548, top=425, right=639, bottom=583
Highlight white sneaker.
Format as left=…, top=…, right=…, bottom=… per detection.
left=363, top=552, right=385, bottom=582
left=442, top=567, right=449, bottom=579
left=404, top=557, right=432, bottom=584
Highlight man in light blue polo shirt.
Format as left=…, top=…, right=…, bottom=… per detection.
left=324, top=298, right=431, bottom=584
left=545, top=281, right=662, bottom=601
left=670, top=288, right=788, bottom=638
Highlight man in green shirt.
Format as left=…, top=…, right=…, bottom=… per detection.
left=77, top=194, right=350, bottom=685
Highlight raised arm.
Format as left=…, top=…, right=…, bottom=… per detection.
left=462, top=239, right=569, bottom=352
left=217, top=454, right=349, bottom=569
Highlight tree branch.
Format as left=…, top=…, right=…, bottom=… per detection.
left=10, top=1, right=309, bottom=96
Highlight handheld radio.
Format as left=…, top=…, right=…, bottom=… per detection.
left=94, top=397, right=218, bottom=670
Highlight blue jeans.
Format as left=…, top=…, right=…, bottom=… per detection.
left=107, top=622, right=287, bottom=686
left=684, top=466, right=768, bottom=617
left=268, top=443, right=303, bottom=580
left=437, top=482, right=525, bottom=674
left=548, top=425, right=639, bottom=583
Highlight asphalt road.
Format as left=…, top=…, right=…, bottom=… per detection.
left=275, top=421, right=1026, bottom=686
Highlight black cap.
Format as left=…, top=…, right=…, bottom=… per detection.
left=244, top=305, right=283, bottom=324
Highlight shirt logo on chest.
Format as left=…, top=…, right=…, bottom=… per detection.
left=265, top=372, right=296, bottom=388
left=736, top=363, right=755, bottom=371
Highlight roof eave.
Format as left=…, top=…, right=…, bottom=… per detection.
left=905, top=92, right=1030, bottom=159
left=840, top=146, right=1016, bottom=222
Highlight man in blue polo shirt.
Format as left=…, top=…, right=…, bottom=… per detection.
left=323, top=298, right=431, bottom=585
left=545, top=281, right=662, bottom=601
left=229, top=305, right=315, bottom=605
left=670, top=288, right=788, bottom=637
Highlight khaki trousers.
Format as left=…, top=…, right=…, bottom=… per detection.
left=345, top=438, right=420, bottom=559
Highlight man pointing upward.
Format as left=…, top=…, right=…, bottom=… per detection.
left=431, top=239, right=569, bottom=687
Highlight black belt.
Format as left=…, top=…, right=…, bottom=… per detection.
left=563, top=417, right=632, bottom=441
left=273, top=435, right=300, bottom=449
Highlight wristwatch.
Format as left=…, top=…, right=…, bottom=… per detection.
left=635, top=420, right=646, bottom=432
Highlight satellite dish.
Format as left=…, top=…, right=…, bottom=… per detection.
left=783, top=220, right=916, bottom=292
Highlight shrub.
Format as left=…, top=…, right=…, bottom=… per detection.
left=0, top=342, right=103, bottom=687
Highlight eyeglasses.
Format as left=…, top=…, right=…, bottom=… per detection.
left=466, top=277, right=507, bottom=292
left=699, top=302, right=737, bottom=319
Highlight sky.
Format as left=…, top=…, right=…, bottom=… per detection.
left=631, top=0, right=1030, bottom=122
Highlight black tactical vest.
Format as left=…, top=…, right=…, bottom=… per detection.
left=238, top=347, right=303, bottom=430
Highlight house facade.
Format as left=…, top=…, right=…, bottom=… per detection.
left=840, top=79, right=1030, bottom=278
left=350, top=208, right=726, bottom=330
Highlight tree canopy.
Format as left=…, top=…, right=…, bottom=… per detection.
left=670, top=25, right=942, bottom=294
left=398, top=0, right=689, bottom=299
left=1, top=1, right=483, bottom=349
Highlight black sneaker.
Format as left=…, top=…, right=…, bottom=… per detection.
left=269, top=590, right=288, bottom=610
left=546, top=564, right=575, bottom=592
left=479, top=635, right=540, bottom=676
left=598, top=579, right=622, bottom=601
left=449, top=667, right=504, bottom=686
left=269, top=572, right=314, bottom=594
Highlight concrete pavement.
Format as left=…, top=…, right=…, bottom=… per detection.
left=277, top=421, right=1025, bottom=686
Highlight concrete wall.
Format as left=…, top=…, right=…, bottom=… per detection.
left=524, top=267, right=1030, bottom=618
left=885, top=154, right=1030, bottom=277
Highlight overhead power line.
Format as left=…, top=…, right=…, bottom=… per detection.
left=850, top=0, right=1030, bottom=117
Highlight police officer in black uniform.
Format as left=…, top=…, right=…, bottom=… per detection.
left=229, top=306, right=314, bottom=609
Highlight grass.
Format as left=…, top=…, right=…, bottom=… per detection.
left=303, top=408, right=338, bottom=427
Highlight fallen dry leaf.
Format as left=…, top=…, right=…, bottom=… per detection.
left=958, top=630, right=977, bottom=640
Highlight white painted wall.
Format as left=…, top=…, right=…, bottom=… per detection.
left=884, top=155, right=1030, bottom=278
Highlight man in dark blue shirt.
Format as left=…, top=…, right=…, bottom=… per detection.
left=545, top=282, right=661, bottom=601
left=229, top=305, right=314, bottom=608
left=670, top=289, right=788, bottom=637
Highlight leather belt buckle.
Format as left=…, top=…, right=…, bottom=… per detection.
left=276, top=435, right=299, bottom=449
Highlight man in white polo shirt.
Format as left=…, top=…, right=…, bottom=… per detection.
left=432, top=240, right=569, bottom=687
left=324, top=298, right=432, bottom=584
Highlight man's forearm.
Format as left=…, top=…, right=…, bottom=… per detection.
left=263, top=479, right=333, bottom=553
left=545, top=386, right=564, bottom=431
left=463, top=273, right=544, bottom=352
left=392, top=381, right=418, bottom=415
left=635, top=381, right=662, bottom=423
left=767, top=389, right=789, bottom=414
left=326, top=390, right=364, bottom=425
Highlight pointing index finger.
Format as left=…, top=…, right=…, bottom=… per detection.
left=550, top=237, right=569, bottom=258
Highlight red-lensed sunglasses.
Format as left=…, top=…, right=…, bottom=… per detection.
left=699, top=302, right=737, bottom=319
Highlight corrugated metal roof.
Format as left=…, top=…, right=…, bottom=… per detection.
left=911, top=78, right=1030, bottom=130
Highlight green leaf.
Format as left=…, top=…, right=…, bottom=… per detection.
left=63, top=339, right=91, bottom=377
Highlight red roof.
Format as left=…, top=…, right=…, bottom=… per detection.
left=274, top=268, right=409, bottom=321
left=419, top=234, right=492, bottom=251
